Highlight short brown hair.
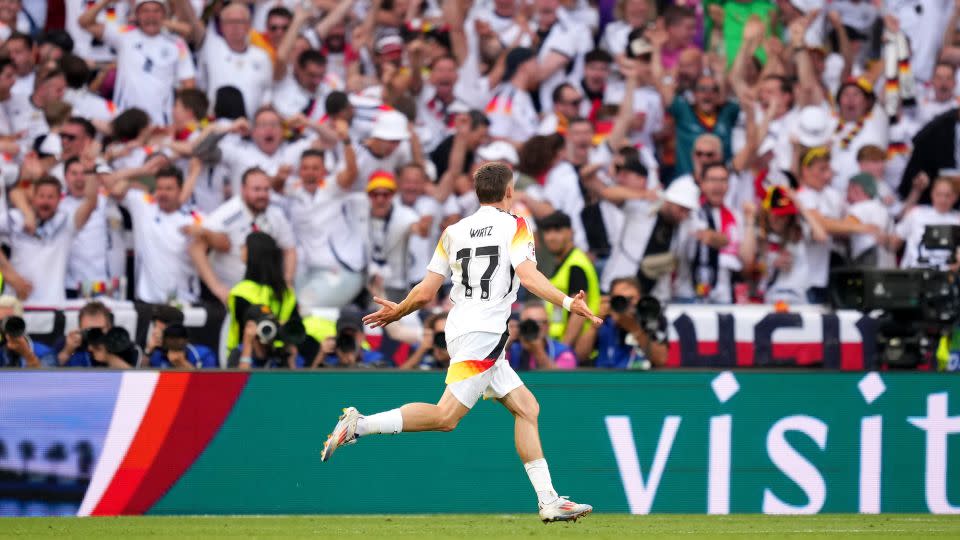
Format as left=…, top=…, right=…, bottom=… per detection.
left=79, top=301, right=113, bottom=326
left=856, top=145, right=886, bottom=162
left=474, top=162, right=513, bottom=203
left=176, top=88, right=209, bottom=121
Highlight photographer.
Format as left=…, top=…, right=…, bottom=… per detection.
left=313, top=307, right=387, bottom=368
left=0, top=296, right=53, bottom=368
left=144, top=306, right=217, bottom=369
left=226, top=232, right=304, bottom=369
left=575, top=277, right=668, bottom=368
left=507, top=302, right=578, bottom=370
left=399, top=312, right=451, bottom=370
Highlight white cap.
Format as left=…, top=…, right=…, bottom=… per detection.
left=38, top=133, right=62, bottom=160
left=663, top=178, right=700, bottom=210
left=370, top=110, right=410, bottom=141
left=135, top=0, right=167, bottom=9
left=790, top=0, right=824, bottom=14
left=476, top=141, right=519, bottom=165
left=793, top=106, right=833, bottom=148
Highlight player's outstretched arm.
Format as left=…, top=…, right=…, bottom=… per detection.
left=516, top=261, right=603, bottom=327
left=363, top=271, right=445, bottom=329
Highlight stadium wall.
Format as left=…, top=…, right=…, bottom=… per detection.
left=1, top=371, right=959, bottom=516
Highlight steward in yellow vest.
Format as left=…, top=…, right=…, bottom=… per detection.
left=539, top=211, right=600, bottom=344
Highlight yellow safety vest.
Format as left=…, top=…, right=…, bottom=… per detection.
left=226, top=280, right=297, bottom=350
left=547, top=248, right=600, bottom=341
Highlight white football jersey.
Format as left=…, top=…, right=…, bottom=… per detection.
left=427, top=205, right=535, bottom=342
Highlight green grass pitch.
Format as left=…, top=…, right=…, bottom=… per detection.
left=2, top=514, right=960, bottom=539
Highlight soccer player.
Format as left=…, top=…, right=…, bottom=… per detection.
left=320, top=163, right=601, bottom=523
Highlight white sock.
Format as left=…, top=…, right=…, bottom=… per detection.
left=524, top=458, right=558, bottom=505
left=356, top=408, right=403, bottom=437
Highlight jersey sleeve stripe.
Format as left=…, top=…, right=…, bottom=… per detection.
left=511, top=216, right=533, bottom=249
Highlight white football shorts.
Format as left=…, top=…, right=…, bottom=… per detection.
left=444, top=330, right=523, bottom=409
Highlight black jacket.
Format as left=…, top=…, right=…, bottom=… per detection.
left=900, top=108, right=960, bottom=204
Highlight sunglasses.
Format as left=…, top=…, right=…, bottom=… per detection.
left=562, top=98, right=583, bottom=107
left=269, top=24, right=289, bottom=32
left=696, top=86, right=720, bottom=93
left=694, top=150, right=718, bottom=158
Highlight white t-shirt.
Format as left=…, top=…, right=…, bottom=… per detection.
left=427, top=206, right=536, bottom=342
left=599, top=20, right=632, bottom=57
left=674, top=204, right=743, bottom=303
left=198, top=33, right=273, bottom=119
left=895, top=205, right=960, bottom=269
left=0, top=93, right=50, bottom=157
left=486, top=83, right=537, bottom=145
left=204, top=196, right=296, bottom=288
left=763, top=231, right=813, bottom=305
left=544, top=161, right=587, bottom=251
left=11, top=73, right=34, bottom=97
left=537, top=19, right=588, bottom=112
left=271, top=75, right=329, bottom=123
left=369, top=203, right=420, bottom=290
left=830, top=105, right=889, bottom=192
left=890, top=0, right=952, bottom=82
left=122, top=189, right=202, bottom=303
left=401, top=195, right=443, bottom=283
left=349, top=142, right=414, bottom=193
left=63, top=87, right=116, bottom=123
left=603, top=83, right=665, bottom=150
left=219, top=137, right=313, bottom=195
left=102, top=23, right=196, bottom=125
left=847, top=198, right=896, bottom=267
left=60, top=193, right=112, bottom=289
left=287, top=182, right=352, bottom=271
left=8, top=208, right=78, bottom=305
left=795, top=186, right=845, bottom=287
left=416, top=84, right=468, bottom=154
left=65, top=0, right=129, bottom=63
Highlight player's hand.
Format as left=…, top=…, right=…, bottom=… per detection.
left=363, top=296, right=401, bottom=329
left=570, top=290, right=603, bottom=327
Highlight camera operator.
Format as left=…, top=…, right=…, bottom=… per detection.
left=0, top=296, right=53, bottom=368
left=399, top=312, right=451, bottom=370
left=575, top=277, right=668, bottom=368
left=144, top=306, right=217, bottom=369
left=507, top=301, right=578, bottom=370
left=313, top=307, right=387, bottom=368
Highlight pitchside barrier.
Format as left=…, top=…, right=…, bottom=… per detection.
left=19, top=304, right=880, bottom=369
left=1, top=371, right=958, bottom=517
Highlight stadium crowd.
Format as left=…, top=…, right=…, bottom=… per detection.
left=0, top=0, right=957, bottom=370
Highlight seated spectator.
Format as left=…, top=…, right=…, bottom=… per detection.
left=538, top=211, right=600, bottom=346
left=891, top=175, right=960, bottom=269
left=574, top=277, right=667, bottom=368
left=315, top=307, right=387, bottom=368
left=508, top=301, right=578, bottom=370
left=0, top=295, right=53, bottom=367
left=399, top=312, right=451, bottom=370
left=225, top=232, right=303, bottom=368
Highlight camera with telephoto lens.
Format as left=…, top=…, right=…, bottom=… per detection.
left=610, top=295, right=631, bottom=314
left=80, top=327, right=105, bottom=350
left=0, top=316, right=25, bottom=341
left=519, top=319, right=541, bottom=342
left=635, top=297, right=663, bottom=335
left=244, top=304, right=306, bottom=348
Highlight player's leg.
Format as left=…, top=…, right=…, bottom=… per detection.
left=321, top=388, right=472, bottom=462
left=362, top=388, right=469, bottom=434
left=499, top=381, right=592, bottom=522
